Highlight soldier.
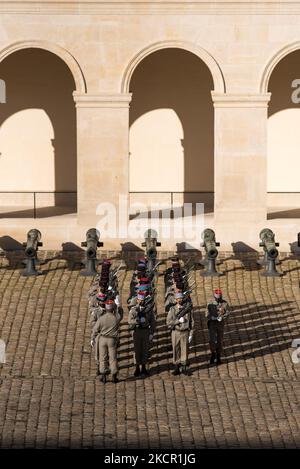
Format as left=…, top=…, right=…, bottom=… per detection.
left=91, top=299, right=123, bottom=383
left=89, top=292, right=107, bottom=329
left=206, top=289, right=230, bottom=365
left=128, top=293, right=155, bottom=378
left=128, top=283, right=150, bottom=309
left=165, top=284, right=184, bottom=312
left=166, top=292, right=194, bottom=376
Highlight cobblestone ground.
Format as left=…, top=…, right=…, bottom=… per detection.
left=0, top=250, right=300, bottom=448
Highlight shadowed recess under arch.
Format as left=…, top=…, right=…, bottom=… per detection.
left=129, top=48, right=214, bottom=206
left=267, top=49, right=300, bottom=194
left=0, top=48, right=77, bottom=215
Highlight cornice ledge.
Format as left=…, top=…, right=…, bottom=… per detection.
left=2, top=2, right=300, bottom=16
left=211, top=92, right=272, bottom=108
left=73, top=92, right=132, bottom=108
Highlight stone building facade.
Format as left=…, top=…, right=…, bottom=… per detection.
left=0, top=0, right=300, bottom=250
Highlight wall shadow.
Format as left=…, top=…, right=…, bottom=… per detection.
left=120, top=243, right=144, bottom=269
left=61, top=242, right=85, bottom=270
left=268, top=50, right=300, bottom=117
left=267, top=208, right=300, bottom=219
left=0, top=202, right=76, bottom=219
left=129, top=48, right=214, bottom=209
left=0, top=235, right=24, bottom=268
left=268, top=49, right=300, bottom=199
left=230, top=242, right=261, bottom=271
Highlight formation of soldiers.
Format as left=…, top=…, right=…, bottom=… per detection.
left=127, top=257, right=157, bottom=378
left=88, top=256, right=230, bottom=383
left=89, top=260, right=123, bottom=383
left=165, top=257, right=194, bottom=375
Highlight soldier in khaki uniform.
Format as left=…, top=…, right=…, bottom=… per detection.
left=206, top=289, right=230, bottom=366
left=166, top=292, right=194, bottom=375
left=128, top=293, right=155, bottom=378
left=89, top=292, right=107, bottom=329
left=91, top=299, right=123, bottom=383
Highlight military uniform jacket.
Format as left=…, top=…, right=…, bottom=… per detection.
left=128, top=295, right=152, bottom=310
left=128, top=305, right=155, bottom=334
left=91, top=307, right=123, bottom=340
left=89, top=305, right=106, bottom=328
left=128, top=296, right=138, bottom=309
left=205, top=299, right=230, bottom=321
left=165, top=285, right=175, bottom=299
left=89, top=296, right=102, bottom=309
left=166, top=304, right=194, bottom=332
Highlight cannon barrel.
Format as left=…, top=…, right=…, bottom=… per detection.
left=146, top=243, right=157, bottom=260
left=200, top=228, right=222, bottom=276
left=205, top=240, right=218, bottom=259
left=201, top=229, right=219, bottom=259
left=259, top=228, right=279, bottom=259
left=24, top=229, right=42, bottom=258
left=82, top=228, right=102, bottom=259
left=142, top=229, right=161, bottom=259
left=80, top=228, right=103, bottom=276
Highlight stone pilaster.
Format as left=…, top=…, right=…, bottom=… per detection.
left=73, top=92, right=132, bottom=225
left=212, top=92, right=271, bottom=225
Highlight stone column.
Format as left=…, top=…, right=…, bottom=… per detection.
left=212, top=93, right=271, bottom=230
left=73, top=93, right=132, bottom=228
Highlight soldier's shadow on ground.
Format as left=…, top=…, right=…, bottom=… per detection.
left=118, top=299, right=300, bottom=376
left=190, top=300, right=298, bottom=372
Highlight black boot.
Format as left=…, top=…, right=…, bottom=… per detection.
left=172, top=364, right=180, bottom=376
left=134, top=365, right=140, bottom=377
left=141, top=364, right=149, bottom=377
left=216, top=353, right=222, bottom=365
left=111, top=373, right=119, bottom=383
left=210, top=352, right=216, bottom=365
left=99, top=374, right=106, bottom=384
left=181, top=365, right=191, bottom=376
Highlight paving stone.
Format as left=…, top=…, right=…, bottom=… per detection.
left=0, top=252, right=299, bottom=447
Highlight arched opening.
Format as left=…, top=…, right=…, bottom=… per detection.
left=0, top=48, right=77, bottom=217
left=128, top=48, right=214, bottom=215
left=267, top=49, right=300, bottom=219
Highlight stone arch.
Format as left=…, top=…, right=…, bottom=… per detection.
left=260, top=41, right=300, bottom=93
left=121, top=40, right=225, bottom=94
left=0, top=41, right=81, bottom=214
left=127, top=45, right=216, bottom=212
left=0, top=40, right=86, bottom=93
left=263, top=41, right=300, bottom=210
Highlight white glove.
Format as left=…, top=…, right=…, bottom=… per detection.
left=188, top=333, right=193, bottom=344
left=179, top=317, right=185, bottom=323
left=91, top=339, right=95, bottom=347
left=149, top=334, right=153, bottom=342
left=139, top=317, right=146, bottom=324
left=115, top=295, right=121, bottom=306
